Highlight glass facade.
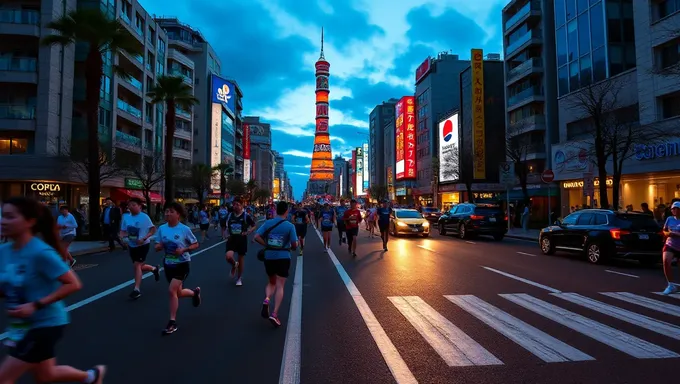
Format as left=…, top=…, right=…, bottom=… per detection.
left=221, top=110, right=235, bottom=165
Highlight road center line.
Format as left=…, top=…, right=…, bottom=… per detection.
left=481, top=266, right=562, bottom=294
left=279, top=255, right=303, bottom=384
left=465, top=241, right=476, bottom=245
left=314, top=230, right=417, bottom=384
left=516, top=252, right=537, bottom=257
left=604, top=270, right=639, bottom=279
left=0, top=240, right=227, bottom=342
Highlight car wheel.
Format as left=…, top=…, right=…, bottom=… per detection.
left=493, top=234, right=504, bottom=241
left=586, top=243, right=604, bottom=264
left=540, top=236, right=555, bottom=255
left=459, top=224, right=467, bottom=239
left=439, top=223, right=447, bottom=236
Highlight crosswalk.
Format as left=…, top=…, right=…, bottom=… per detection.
left=386, top=291, right=680, bottom=367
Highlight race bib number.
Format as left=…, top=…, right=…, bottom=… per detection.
left=164, top=242, right=180, bottom=260
left=323, top=219, right=332, bottom=226
left=267, top=233, right=285, bottom=249
left=127, top=226, right=139, bottom=241
left=5, top=321, right=28, bottom=345
left=296, top=217, right=303, bottom=224
left=230, top=223, right=242, bottom=235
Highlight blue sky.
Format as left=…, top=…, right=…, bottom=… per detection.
left=142, top=0, right=507, bottom=200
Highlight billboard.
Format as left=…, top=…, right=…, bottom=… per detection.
left=243, top=124, right=251, bottom=159
left=362, top=142, right=369, bottom=190
left=356, top=146, right=364, bottom=196
left=438, top=113, right=460, bottom=183
left=211, top=75, right=235, bottom=114
left=273, top=178, right=280, bottom=200
left=395, top=96, right=416, bottom=180
left=415, top=57, right=431, bottom=84
left=210, top=104, right=222, bottom=191
left=243, top=160, right=251, bottom=183
left=339, top=173, right=343, bottom=196
left=471, top=49, right=486, bottom=179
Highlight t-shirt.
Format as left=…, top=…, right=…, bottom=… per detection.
left=56, top=213, right=78, bottom=237
left=121, top=212, right=154, bottom=248
left=0, top=238, right=70, bottom=342
left=343, top=209, right=362, bottom=229
left=335, top=206, right=348, bottom=226
left=294, top=210, right=309, bottom=229
left=377, top=207, right=392, bottom=225
left=156, top=222, right=198, bottom=265
left=266, top=208, right=276, bottom=219
left=219, top=208, right=229, bottom=221
left=256, top=218, right=298, bottom=260
left=368, top=208, right=377, bottom=221
left=664, top=216, right=680, bottom=251
left=321, top=209, right=335, bottom=228
left=227, top=212, right=255, bottom=237
left=199, top=211, right=209, bottom=225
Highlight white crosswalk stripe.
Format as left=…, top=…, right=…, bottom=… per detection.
left=600, top=292, right=680, bottom=317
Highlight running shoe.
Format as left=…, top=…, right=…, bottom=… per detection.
left=162, top=320, right=178, bottom=335
left=384, top=247, right=388, bottom=251
left=230, top=261, right=239, bottom=278
left=236, top=278, right=243, bottom=286
left=261, top=298, right=270, bottom=318
left=153, top=265, right=160, bottom=282
left=192, top=287, right=201, bottom=307
left=662, top=284, right=679, bottom=295
left=129, top=289, right=141, bottom=300
left=269, top=313, right=282, bottom=327
left=90, top=365, right=107, bottom=384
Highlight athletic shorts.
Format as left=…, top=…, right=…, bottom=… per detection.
left=129, top=243, right=150, bottom=263
left=164, top=261, right=190, bottom=283
left=345, top=227, right=359, bottom=237
left=61, top=234, right=75, bottom=243
left=321, top=226, right=333, bottom=232
left=264, top=258, right=291, bottom=278
left=295, top=225, right=307, bottom=238
left=226, top=236, right=248, bottom=256
left=378, top=222, right=389, bottom=233
left=663, top=245, right=680, bottom=258
left=200, top=223, right=210, bottom=231
left=219, top=220, right=227, bottom=228
left=8, top=325, right=65, bottom=363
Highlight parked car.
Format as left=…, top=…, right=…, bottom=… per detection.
left=389, top=209, right=430, bottom=237
left=437, top=203, right=507, bottom=241
left=538, top=209, right=663, bottom=265
left=421, top=207, right=442, bottom=222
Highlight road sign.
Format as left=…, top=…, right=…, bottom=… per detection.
left=583, top=172, right=594, bottom=197
left=499, top=162, right=515, bottom=186
left=541, top=169, right=555, bottom=183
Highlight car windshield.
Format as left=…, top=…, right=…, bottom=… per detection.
left=423, top=208, right=440, bottom=212
left=614, top=213, right=661, bottom=231
left=396, top=210, right=423, bottom=219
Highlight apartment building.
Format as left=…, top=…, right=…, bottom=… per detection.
left=368, top=99, right=397, bottom=189
left=245, top=116, right=274, bottom=193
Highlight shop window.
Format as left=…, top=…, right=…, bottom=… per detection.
left=660, top=92, right=680, bottom=119
left=0, top=137, right=28, bottom=154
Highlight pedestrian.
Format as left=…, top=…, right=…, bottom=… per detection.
left=521, top=204, right=530, bottom=232
left=100, top=198, right=125, bottom=251
left=334, top=199, right=348, bottom=245
left=376, top=200, right=392, bottom=251
left=225, top=199, right=256, bottom=286
left=218, top=204, right=229, bottom=239
left=292, top=203, right=310, bottom=255
left=0, top=197, right=106, bottom=383
left=119, top=198, right=160, bottom=300
left=319, top=203, right=335, bottom=251
left=155, top=202, right=201, bottom=334
left=56, top=206, right=78, bottom=267
left=254, top=201, right=298, bottom=327
left=199, top=205, right=210, bottom=242
left=661, top=201, right=680, bottom=295
left=342, top=200, right=363, bottom=258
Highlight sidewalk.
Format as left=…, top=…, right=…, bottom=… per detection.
left=505, top=228, right=541, bottom=241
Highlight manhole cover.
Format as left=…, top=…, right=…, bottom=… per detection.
left=73, top=263, right=98, bottom=271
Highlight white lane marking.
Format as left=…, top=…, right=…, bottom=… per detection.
left=604, top=270, right=639, bottom=278
left=516, top=252, right=537, bottom=257
left=314, top=230, right=417, bottom=383
left=446, top=295, right=592, bottom=363
left=481, top=267, right=561, bottom=294
left=554, top=293, right=680, bottom=340
left=502, top=293, right=679, bottom=359
left=465, top=241, right=476, bottom=245
left=0, top=240, right=227, bottom=342
left=388, top=296, right=502, bottom=367
left=602, top=292, right=680, bottom=317
left=416, top=245, right=436, bottom=252
left=279, top=256, right=303, bottom=384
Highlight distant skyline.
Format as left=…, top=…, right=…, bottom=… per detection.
left=142, top=0, right=506, bottom=200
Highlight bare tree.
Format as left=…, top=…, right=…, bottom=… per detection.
left=505, top=119, right=536, bottom=204
left=124, top=152, right=165, bottom=210
left=56, top=139, right=122, bottom=185
left=565, top=77, right=670, bottom=210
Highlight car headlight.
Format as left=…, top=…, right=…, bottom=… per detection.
left=422, top=221, right=430, bottom=227
left=396, top=221, right=408, bottom=227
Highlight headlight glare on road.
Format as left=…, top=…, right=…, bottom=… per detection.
left=397, top=221, right=408, bottom=227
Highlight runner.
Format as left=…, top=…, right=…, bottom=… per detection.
left=0, top=197, right=106, bottom=383
left=292, top=203, right=309, bottom=255
left=376, top=200, right=392, bottom=251
left=225, top=199, right=256, bottom=286
left=56, top=206, right=77, bottom=267
left=266, top=203, right=276, bottom=220
left=254, top=201, right=298, bottom=327
left=662, top=201, right=680, bottom=295
left=319, top=203, right=335, bottom=251
left=335, top=199, right=348, bottom=245
left=198, top=205, right=210, bottom=242
left=314, top=205, right=322, bottom=228
left=343, top=199, right=362, bottom=258
left=367, top=205, right=377, bottom=238
left=120, top=197, right=160, bottom=300
left=155, top=202, right=201, bottom=335
left=218, top=204, right=229, bottom=239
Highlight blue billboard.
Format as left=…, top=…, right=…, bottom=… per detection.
left=211, top=75, right=236, bottom=114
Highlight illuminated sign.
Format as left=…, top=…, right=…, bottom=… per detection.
left=339, top=173, right=343, bottom=196
left=30, top=183, right=61, bottom=196
left=634, top=142, right=680, bottom=160
left=362, top=142, right=369, bottom=190
left=562, top=178, right=614, bottom=189
left=243, top=159, right=251, bottom=183
left=273, top=178, right=281, bottom=199
left=125, top=178, right=144, bottom=190
left=471, top=48, right=486, bottom=179
left=415, top=57, right=431, bottom=83
left=243, top=124, right=251, bottom=160
left=438, top=113, right=460, bottom=183
left=314, top=143, right=332, bottom=152
left=211, top=75, right=236, bottom=113
left=210, top=104, right=222, bottom=191
left=356, top=147, right=364, bottom=196
left=395, top=96, right=416, bottom=180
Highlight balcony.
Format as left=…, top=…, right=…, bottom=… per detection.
left=524, top=143, right=547, bottom=161
left=177, top=108, right=191, bottom=120
left=505, top=29, right=542, bottom=58
left=115, top=130, right=142, bottom=153
left=0, top=56, right=38, bottom=83
left=504, top=1, right=541, bottom=33
left=143, top=141, right=152, bottom=151
left=0, top=9, right=40, bottom=37
left=506, top=57, right=543, bottom=85
left=120, top=76, right=143, bottom=95
left=507, top=85, right=543, bottom=110
left=508, top=115, right=546, bottom=136
left=169, top=70, right=192, bottom=86
left=172, top=148, right=191, bottom=159
left=116, top=99, right=142, bottom=123
left=175, top=125, right=192, bottom=139
left=0, top=104, right=36, bottom=130
left=168, top=49, right=194, bottom=69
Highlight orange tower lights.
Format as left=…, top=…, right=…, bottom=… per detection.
left=309, top=27, right=334, bottom=181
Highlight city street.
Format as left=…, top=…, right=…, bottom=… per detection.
left=1, top=224, right=678, bottom=383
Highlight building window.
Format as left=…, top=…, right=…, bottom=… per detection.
left=567, top=20, right=578, bottom=62
left=569, top=61, right=580, bottom=90
left=592, top=46, right=607, bottom=81
left=555, top=0, right=566, bottom=27
left=590, top=1, right=605, bottom=48
left=609, top=44, right=624, bottom=76
left=556, top=26, right=568, bottom=66
left=578, top=13, right=590, bottom=55
left=656, top=0, right=680, bottom=21
left=659, top=40, right=680, bottom=70
left=566, top=0, right=577, bottom=21
left=120, top=0, right=131, bottom=20
left=558, top=66, right=569, bottom=96
left=0, top=137, right=28, bottom=154
left=580, top=55, right=592, bottom=86
left=660, top=93, right=680, bottom=119
left=577, top=0, right=589, bottom=14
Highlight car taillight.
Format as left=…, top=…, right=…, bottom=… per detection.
left=610, top=228, right=631, bottom=240
left=504, top=215, right=509, bottom=221
left=470, top=215, right=484, bottom=220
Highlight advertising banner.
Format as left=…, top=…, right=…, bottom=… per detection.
left=499, top=162, right=515, bottom=186
left=395, top=99, right=405, bottom=179
left=415, top=57, right=431, bottom=84
left=339, top=173, right=343, bottom=196
left=211, top=75, right=236, bottom=114
left=210, top=104, right=222, bottom=191
left=362, top=142, right=369, bottom=189
left=471, top=49, right=486, bottom=180
left=356, top=146, right=364, bottom=196
left=243, top=159, right=251, bottom=183
left=273, top=178, right=280, bottom=200
left=438, top=113, right=460, bottom=183
left=243, top=124, right=251, bottom=159
left=395, top=96, right=416, bottom=180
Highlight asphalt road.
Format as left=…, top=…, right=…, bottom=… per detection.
left=0, top=223, right=678, bottom=383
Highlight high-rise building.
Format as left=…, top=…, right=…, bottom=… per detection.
left=333, top=155, right=349, bottom=197
left=368, top=99, right=397, bottom=188
left=413, top=53, right=471, bottom=205
left=245, top=116, right=274, bottom=194
left=383, top=116, right=396, bottom=200
left=308, top=28, right=334, bottom=195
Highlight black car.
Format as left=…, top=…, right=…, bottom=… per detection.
left=437, top=203, right=508, bottom=241
left=421, top=207, right=442, bottom=222
left=538, top=209, right=663, bottom=265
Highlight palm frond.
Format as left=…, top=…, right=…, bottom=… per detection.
left=112, top=64, right=134, bottom=81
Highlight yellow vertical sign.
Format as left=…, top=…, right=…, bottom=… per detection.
left=471, top=49, right=486, bottom=180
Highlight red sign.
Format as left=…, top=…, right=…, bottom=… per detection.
left=243, top=124, right=250, bottom=159
left=415, top=57, right=431, bottom=83
left=395, top=96, right=416, bottom=180
left=541, top=169, right=555, bottom=183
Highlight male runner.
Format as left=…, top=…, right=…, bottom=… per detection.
left=343, top=199, right=362, bottom=258
left=319, top=202, right=335, bottom=251
left=225, top=199, right=256, bottom=286
left=218, top=204, right=229, bottom=239
left=120, top=198, right=160, bottom=299
left=292, top=203, right=310, bottom=255
left=376, top=200, right=392, bottom=251
left=335, top=199, right=348, bottom=245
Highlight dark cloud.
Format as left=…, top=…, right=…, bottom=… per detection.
left=391, top=43, right=435, bottom=80
left=333, top=79, right=411, bottom=122
left=405, top=6, right=489, bottom=53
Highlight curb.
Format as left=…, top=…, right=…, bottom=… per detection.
left=505, top=234, right=539, bottom=242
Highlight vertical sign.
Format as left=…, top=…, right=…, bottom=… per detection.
left=395, top=99, right=405, bottom=179
left=356, top=146, right=364, bottom=196
left=352, top=150, right=357, bottom=197
left=471, top=49, right=486, bottom=180
left=404, top=96, right=416, bottom=179
left=339, top=173, right=343, bottom=196
left=362, top=142, right=369, bottom=190
left=243, top=124, right=250, bottom=159
left=210, top=103, right=222, bottom=191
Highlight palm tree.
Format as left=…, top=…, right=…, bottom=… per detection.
left=212, top=163, right=234, bottom=204
left=147, top=75, right=199, bottom=202
left=254, top=189, right=271, bottom=205
left=42, top=9, right=142, bottom=238
left=188, top=163, right=213, bottom=207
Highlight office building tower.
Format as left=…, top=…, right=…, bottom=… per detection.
left=245, top=116, right=274, bottom=194
left=368, top=99, right=397, bottom=189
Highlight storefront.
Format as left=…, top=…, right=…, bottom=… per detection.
left=440, top=192, right=461, bottom=212
left=0, top=181, right=85, bottom=218
left=438, top=183, right=506, bottom=211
